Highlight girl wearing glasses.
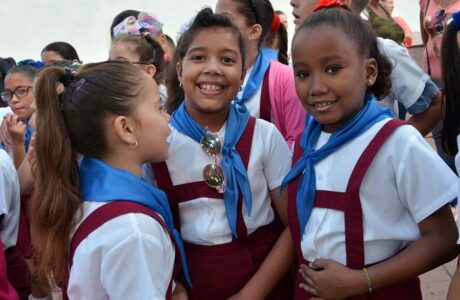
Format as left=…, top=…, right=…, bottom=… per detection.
left=31, top=61, right=189, bottom=299
left=149, top=8, right=294, bottom=300
left=0, top=65, right=37, bottom=169
left=109, top=11, right=167, bottom=106
left=213, top=0, right=305, bottom=148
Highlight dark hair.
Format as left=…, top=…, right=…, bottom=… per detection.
left=41, top=42, right=80, bottom=62
left=295, top=6, right=392, bottom=99
left=261, top=25, right=289, bottom=65
left=441, top=21, right=460, bottom=155
left=165, top=7, right=246, bottom=113
left=112, top=34, right=166, bottom=84
left=274, top=10, right=286, bottom=16
left=5, top=65, right=40, bottom=83
left=0, top=58, right=16, bottom=107
left=32, top=61, right=144, bottom=287
left=110, top=9, right=140, bottom=38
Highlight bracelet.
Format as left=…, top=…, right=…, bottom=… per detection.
left=362, top=267, right=373, bottom=293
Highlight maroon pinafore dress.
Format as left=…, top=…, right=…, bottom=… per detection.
left=288, top=120, right=422, bottom=300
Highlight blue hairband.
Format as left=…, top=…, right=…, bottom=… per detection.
left=452, top=11, right=460, bottom=30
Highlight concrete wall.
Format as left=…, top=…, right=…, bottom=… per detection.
left=0, top=0, right=420, bottom=63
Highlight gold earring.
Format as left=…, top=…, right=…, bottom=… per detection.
left=130, top=138, right=138, bottom=149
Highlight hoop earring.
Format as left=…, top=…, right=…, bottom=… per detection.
left=130, top=138, right=139, bottom=149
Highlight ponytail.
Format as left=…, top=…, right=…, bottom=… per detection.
left=276, top=24, right=288, bottom=65
left=32, top=66, right=81, bottom=288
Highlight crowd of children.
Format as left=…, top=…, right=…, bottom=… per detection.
left=0, top=0, right=459, bottom=299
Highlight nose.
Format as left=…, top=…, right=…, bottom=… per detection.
left=203, top=57, right=221, bottom=75
left=309, top=75, right=328, bottom=96
left=10, top=93, right=20, bottom=104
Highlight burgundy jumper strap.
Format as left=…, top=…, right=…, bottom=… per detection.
left=260, top=65, right=272, bottom=122
left=153, top=117, right=257, bottom=238
left=65, top=201, right=176, bottom=300
left=287, top=135, right=305, bottom=260
left=343, top=119, right=405, bottom=268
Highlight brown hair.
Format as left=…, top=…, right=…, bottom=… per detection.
left=31, top=61, right=144, bottom=288
left=112, top=34, right=166, bottom=84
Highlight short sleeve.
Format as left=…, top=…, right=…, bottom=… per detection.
left=406, top=79, right=439, bottom=115
left=396, top=128, right=458, bottom=223
left=377, top=38, right=431, bottom=110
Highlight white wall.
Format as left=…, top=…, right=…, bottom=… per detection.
left=0, top=0, right=419, bottom=63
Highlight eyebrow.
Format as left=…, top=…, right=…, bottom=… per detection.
left=319, top=55, right=345, bottom=64
left=187, top=47, right=240, bottom=56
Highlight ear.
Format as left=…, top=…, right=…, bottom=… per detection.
left=176, top=61, right=182, bottom=82
left=112, top=115, right=137, bottom=147
left=146, top=64, right=157, bottom=77
left=248, top=24, right=262, bottom=42
left=365, top=58, right=378, bottom=87
left=158, top=34, right=168, bottom=51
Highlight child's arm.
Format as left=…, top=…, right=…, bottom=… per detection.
left=17, top=138, right=35, bottom=196
left=5, top=115, right=26, bottom=169
left=229, top=187, right=295, bottom=300
left=406, top=89, right=442, bottom=137
left=299, top=204, right=459, bottom=299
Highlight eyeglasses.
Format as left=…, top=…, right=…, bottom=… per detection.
left=425, top=9, right=447, bottom=36
left=200, top=131, right=226, bottom=193
left=1, top=86, right=33, bottom=103
left=434, top=9, right=447, bottom=35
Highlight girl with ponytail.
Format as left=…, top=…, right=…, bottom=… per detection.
left=32, top=61, right=189, bottom=299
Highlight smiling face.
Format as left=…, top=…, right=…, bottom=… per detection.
left=292, top=25, right=376, bottom=132
left=176, top=27, right=244, bottom=120
left=4, top=73, right=35, bottom=121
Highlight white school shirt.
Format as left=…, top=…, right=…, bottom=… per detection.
left=157, top=119, right=291, bottom=245
left=456, top=135, right=460, bottom=245
left=236, top=65, right=263, bottom=119
left=377, top=38, right=431, bottom=116
left=301, top=119, right=458, bottom=265
left=68, top=201, right=175, bottom=300
left=0, top=149, right=20, bottom=249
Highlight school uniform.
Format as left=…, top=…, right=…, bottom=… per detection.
left=288, top=118, right=458, bottom=299
left=150, top=117, right=292, bottom=299
left=0, top=149, right=30, bottom=300
left=65, top=157, right=187, bottom=300
left=237, top=49, right=305, bottom=148
left=66, top=201, right=176, bottom=300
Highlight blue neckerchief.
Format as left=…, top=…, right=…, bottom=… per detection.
left=234, top=48, right=272, bottom=110
left=170, top=101, right=253, bottom=238
left=281, top=95, right=394, bottom=235
left=24, top=121, right=33, bottom=152
left=79, top=157, right=191, bottom=287
left=261, top=47, right=279, bottom=61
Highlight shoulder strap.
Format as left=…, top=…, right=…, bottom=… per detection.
left=69, top=201, right=170, bottom=267
left=259, top=65, right=272, bottom=122
left=235, top=116, right=256, bottom=168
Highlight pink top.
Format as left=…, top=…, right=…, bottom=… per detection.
left=420, top=0, right=460, bottom=79
left=267, top=60, right=306, bottom=148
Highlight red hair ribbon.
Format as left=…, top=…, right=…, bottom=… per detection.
left=313, top=0, right=346, bottom=12
left=270, top=13, right=281, bottom=32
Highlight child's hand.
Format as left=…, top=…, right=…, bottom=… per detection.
left=171, top=280, right=188, bottom=300
left=299, top=259, right=365, bottom=300
left=0, top=115, right=13, bottom=150
left=5, top=114, right=26, bottom=145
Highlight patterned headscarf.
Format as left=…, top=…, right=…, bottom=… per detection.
left=113, top=12, right=164, bottom=38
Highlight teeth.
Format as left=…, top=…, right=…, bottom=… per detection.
left=200, top=84, right=222, bottom=91
left=311, top=101, right=335, bottom=107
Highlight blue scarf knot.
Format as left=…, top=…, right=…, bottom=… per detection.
left=79, top=157, right=192, bottom=287
left=281, top=95, right=394, bottom=236
left=170, top=102, right=253, bottom=238
left=234, top=48, right=272, bottom=111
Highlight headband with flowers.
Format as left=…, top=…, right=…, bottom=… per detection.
left=113, top=12, right=164, bottom=38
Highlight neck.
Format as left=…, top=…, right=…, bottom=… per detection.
left=102, top=153, right=142, bottom=177
left=185, top=102, right=230, bottom=133
left=245, top=43, right=259, bottom=70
